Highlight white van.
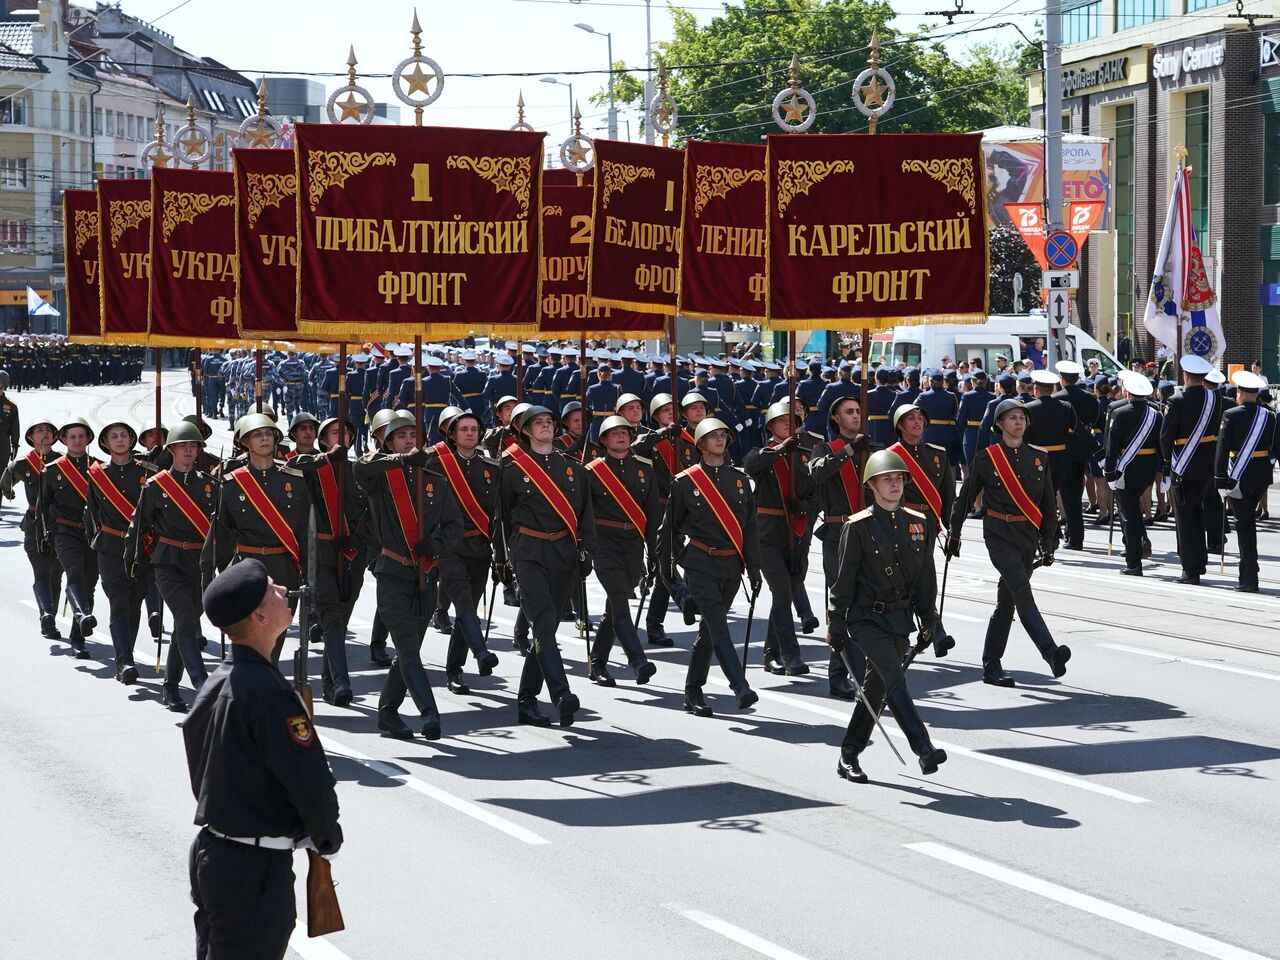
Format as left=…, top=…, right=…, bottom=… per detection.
left=881, top=314, right=1123, bottom=376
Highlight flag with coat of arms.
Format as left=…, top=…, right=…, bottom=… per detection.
left=1143, top=164, right=1225, bottom=362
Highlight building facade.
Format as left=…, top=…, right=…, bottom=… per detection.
left=1030, top=3, right=1280, bottom=377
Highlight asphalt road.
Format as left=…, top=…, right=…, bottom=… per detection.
left=2, top=373, right=1278, bottom=960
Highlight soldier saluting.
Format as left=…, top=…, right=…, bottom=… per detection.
left=1215, top=370, right=1278, bottom=593
left=1160, top=354, right=1223, bottom=585
left=125, top=422, right=218, bottom=713
left=948, top=399, right=1071, bottom=686
left=828, top=450, right=947, bottom=783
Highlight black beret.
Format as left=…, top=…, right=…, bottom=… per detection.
left=203, top=559, right=270, bottom=628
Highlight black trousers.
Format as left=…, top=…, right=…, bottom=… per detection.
left=1058, top=460, right=1086, bottom=547
left=822, top=534, right=864, bottom=682
left=53, top=529, right=98, bottom=607
left=591, top=538, right=647, bottom=670
left=97, top=550, right=148, bottom=641
left=154, top=559, right=208, bottom=691
left=841, top=627, right=908, bottom=754
left=980, top=521, right=1057, bottom=671
left=22, top=518, right=63, bottom=607
left=189, top=830, right=295, bottom=960
left=443, top=556, right=491, bottom=676
left=760, top=541, right=804, bottom=668
left=377, top=571, right=437, bottom=717
left=1229, top=486, right=1263, bottom=587
left=1173, top=478, right=1209, bottom=575
left=314, top=551, right=366, bottom=684
left=644, top=574, right=670, bottom=632
left=1204, top=485, right=1225, bottom=554
left=684, top=564, right=749, bottom=695
left=1116, top=485, right=1147, bottom=568
left=513, top=560, right=575, bottom=704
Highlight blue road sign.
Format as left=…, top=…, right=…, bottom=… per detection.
left=1045, top=231, right=1078, bottom=269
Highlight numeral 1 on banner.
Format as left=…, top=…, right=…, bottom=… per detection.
left=410, top=163, right=434, bottom=202
left=664, top=181, right=675, bottom=212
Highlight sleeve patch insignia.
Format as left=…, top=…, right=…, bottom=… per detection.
left=286, top=715, right=314, bottom=746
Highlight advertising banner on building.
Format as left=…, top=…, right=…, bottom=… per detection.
left=984, top=140, right=1110, bottom=228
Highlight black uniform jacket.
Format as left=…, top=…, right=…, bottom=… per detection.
left=950, top=439, right=1058, bottom=553
left=829, top=503, right=940, bottom=638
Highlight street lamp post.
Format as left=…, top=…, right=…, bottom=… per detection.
left=575, top=22, right=617, bottom=141
left=539, top=76, right=574, bottom=133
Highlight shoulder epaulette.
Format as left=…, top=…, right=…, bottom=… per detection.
left=1027, top=443, right=1048, bottom=453
left=901, top=506, right=927, bottom=520
left=851, top=507, right=873, bottom=522
left=926, top=442, right=946, bottom=452
left=139, top=460, right=160, bottom=473
left=278, top=464, right=304, bottom=477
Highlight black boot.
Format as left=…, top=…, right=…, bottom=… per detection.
left=149, top=611, right=163, bottom=641
left=431, top=608, right=453, bottom=634
left=68, top=617, right=90, bottom=659
left=446, top=670, right=471, bottom=695
left=886, top=688, right=947, bottom=775
left=33, top=579, right=60, bottom=638
left=837, top=752, right=868, bottom=783
left=66, top=583, right=96, bottom=636
left=369, top=615, right=393, bottom=667
left=377, top=666, right=414, bottom=739
left=323, top=631, right=353, bottom=707
left=517, top=697, right=551, bottom=726
left=828, top=673, right=858, bottom=700
left=110, top=621, right=138, bottom=683
left=377, top=708, right=413, bottom=739
left=588, top=662, right=616, bottom=687
left=534, top=645, right=577, bottom=726
left=646, top=623, right=673, bottom=647
left=683, top=687, right=713, bottom=717
left=161, top=684, right=188, bottom=713
left=634, top=659, right=656, bottom=685
left=397, top=657, right=443, bottom=740
left=982, top=609, right=1015, bottom=686
left=177, top=631, right=208, bottom=690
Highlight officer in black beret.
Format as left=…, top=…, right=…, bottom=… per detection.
left=184, top=560, right=342, bottom=960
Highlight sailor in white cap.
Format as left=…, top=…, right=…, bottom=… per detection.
left=1023, top=368, right=1078, bottom=547
left=1158, top=352, right=1224, bottom=584
left=1052, top=359, right=1100, bottom=549
left=1214, top=370, right=1277, bottom=591
left=1103, top=371, right=1163, bottom=574
left=454, top=348, right=489, bottom=423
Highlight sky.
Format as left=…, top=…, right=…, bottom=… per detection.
left=107, top=0, right=1042, bottom=140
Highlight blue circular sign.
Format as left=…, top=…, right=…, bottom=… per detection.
left=1045, top=231, right=1078, bottom=269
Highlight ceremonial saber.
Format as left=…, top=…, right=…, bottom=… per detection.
left=739, top=582, right=760, bottom=670
left=836, top=645, right=906, bottom=766
left=1107, top=502, right=1116, bottom=557
left=1220, top=494, right=1228, bottom=574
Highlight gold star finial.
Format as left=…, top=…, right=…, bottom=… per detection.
left=783, top=93, right=808, bottom=124
left=336, top=92, right=367, bottom=123
left=860, top=73, right=887, bottom=109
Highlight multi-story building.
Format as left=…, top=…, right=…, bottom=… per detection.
left=1030, top=2, right=1280, bottom=377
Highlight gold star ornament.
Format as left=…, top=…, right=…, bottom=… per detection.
left=337, top=92, right=367, bottom=123
left=402, top=63, right=435, bottom=97
left=179, top=127, right=209, bottom=157
left=860, top=73, right=887, bottom=110
left=243, top=120, right=276, bottom=149
left=783, top=94, right=809, bottom=124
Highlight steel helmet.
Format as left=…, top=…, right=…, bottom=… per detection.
left=829, top=394, right=859, bottom=420
left=993, top=397, right=1029, bottom=429
left=369, top=408, right=399, bottom=439
left=436, top=405, right=466, bottom=435
left=764, top=399, right=798, bottom=429
left=96, top=420, right=138, bottom=455
left=681, top=391, right=709, bottom=409
left=862, top=449, right=909, bottom=484
left=648, top=393, right=674, bottom=417
left=518, top=405, right=558, bottom=436
left=381, top=415, right=416, bottom=448
left=494, top=394, right=518, bottom=411
left=559, top=400, right=583, bottom=417
left=181, top=414, right=213, bottom=440
left=59, top=416, right=93, bottom=440
left=317, top=416, right=356, bottom=450
left=598, top=415, right=635, bottom=439
left=892, top=403, right=929, bottom=433
left=0, top=369, right=10, bottom=389
left=24, top=419, right=57, bottom=447
left=235, top=413, right=283, bottom=444
left=615, top=393, right=644, bottom=414
left=693, top=418, right=731, bottom=447
left=509, top=402, right=535, bottom=431
left=287, top=411, right=320, bottom=439
left=165, top=421, right=206, bottom=447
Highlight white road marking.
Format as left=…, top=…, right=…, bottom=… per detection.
left=321, top=735, right=549, bottom=846
left=905, top=842, right=1274, bottom=960
left=1099, top=644, right=1280, bottom=682
left=288, top=924, right=353, bottom=960
left=944, top=612, right=986, bottom=623
left=705, top=679, right=1148, bottom=804
left=664, top=903, right=812, bottom=960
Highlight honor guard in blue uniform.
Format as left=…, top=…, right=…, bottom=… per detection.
left=1215, top=370, right=1278, bottom=592
left=344, top=353, right=372, bottom=455
left=978, top=373, right=1019, bottom=450
left=1052, top=360, right=1101, bottom=551
left=614, top=349, right=647, bottom=398
left=453, top=349, right=489, bottom=421
left=917, top=370, right=962, bottom=474
left=549, top=347, right=578, bottom=411
left=530, top=346, right=560, bottom=410
left=201, top=350, right=226, bottom=419
left=889, top=367, right=922, bottom=420
left=483, top=354, right=517, bottom=422
left=579, top=363, right=614, bottom=442
left=958, top=369, right=994, bottom=468
left=793, top=360, right=826, bottom=436
left=383, top=345, right=413, bottom=411
left=408, top=354, right=464, bottom=444
left=865, top=367, right=897, bottom=450
left=815, top=362, right=860, bottom=440
left=1024, top=368, right=1080, bottom=548
left=749, top=362, right=783, bottom=422
left=520, top=343, right=542, bottom=398
left=275, top=352, right=307, bottom=420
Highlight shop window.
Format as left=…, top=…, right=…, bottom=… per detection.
left=1115, top=104, right=1136, bottom=335
left=1063, top=1, right=1100, bottom=44
left=1116, top=0, right=1168, bottom=30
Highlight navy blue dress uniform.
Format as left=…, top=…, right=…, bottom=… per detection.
left=38, top=419, right=100, bottom=657
left=550, top=350, right=578, bottom=411
left=977, top=376, right=1019, bottom=450
left=384, top=349, right=413, bottom=411
left=656, top=418, right=760, bottom=717
left=529, top=350, right=559, bottom=409
left=1023, top=370, right=1079, bottom=547
left=0, top=422, right=64, bottom=640
left=0, top=384, right=19, bottom=465
left=584, top=417, right=660, bottom=686
left=184, top=560, right=342, bottom=960
left=354, top=427, right=464, bottom=740
left=614, top=351, right=648, bottom=399
left=949, top=400, right=1071, bottom=686
left=865, top=369, right=898, bottom=450
left=749, top=365, right=784, bottom=423
left=958, top=372, right=994, bottom=466
left=1214, top=371, right=1278, bottom=592
left=794, top=362, right=827, bottom=436
left=828, top=450, right=947, bottom=782
left=125, top=422, right=218, bottom=712
left=1051, top=361, right=1101, bottom=550
left=483, top=356, right=517, bottom=421
left=86, top=422, right=158, bottom=684
left=916, top=373, right=962, bottom=467
left=493, top=408, right=597, bottom=727
left=453, top=351, right=489, bottom=421
left=1158, top=355, right=1224, bottom=584
left=888, top=369, right=922, bottom=422
left=1103, top=373, right=1164, bottom=574
left=585, top=367, right=620, bottom=442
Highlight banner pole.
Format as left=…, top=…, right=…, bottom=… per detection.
left=255, top=348, right=263, bottom=413
left=515, top=338, right=524, bottom=401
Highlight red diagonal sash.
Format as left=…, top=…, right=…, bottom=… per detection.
left=53, top=456, right=89, bottom=501
left=152, top=470, right=211, bottom=538
left=434, top=442, right=490, bottom=538
left=987, top=443, right=1042, bottom=529
left=316, top=462, right=357, bottom=561
left=385, top=467, right=434, bottom=572
left=888, top=441, right=943, bottom=524
left=230, top=467, right=302, bottom=568
left=826, top=438, right=863, bottom=514
left=769, top=446, right=808, bottom=537
left=509, top=446, right=579, bottom=541
left=586, top=457, right=646, bottom=535
left=654, top=429, right=695, bottom=475
left=87, top=462, right=137, bottom=523
left=25, top=450, right=45, bottom=475
left=683, top=464, right=745, bottom=563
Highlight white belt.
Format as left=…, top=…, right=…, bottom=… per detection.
left=205, top=827, right=296, bottom=851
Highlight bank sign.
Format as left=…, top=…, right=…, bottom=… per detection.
left=1063, top=56, right=1129, bottom=96
left=1153, top=41, right=1225, bottom=84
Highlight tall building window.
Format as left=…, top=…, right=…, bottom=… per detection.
left=1116, top=0, right=1168, bottom=30
left=0, top=95, right=29, bottom=125
left=1114, top=104, right=1136, bottom=333
left=1185, top=90, right=1211, bottom=243
left=1186, top=0, right=1227, bottom=9
left=1, top=157, right=29, bottom=189
left=1063, top=1, right=1101, bottom=43
left=1265, top=112, right=1280, bottom=204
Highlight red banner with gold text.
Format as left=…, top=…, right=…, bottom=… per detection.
left=234, top=147, right=301, bottom=341
left=149, top=167, right=242, bottom=347
left=539, top=185, right=662, bottom=336
left=589, top=139, right=684, bottom=316
left=766, top=133, right=988, bottom=330
left=97, top=178, right=151, bottom=344
left=295, top=124, right=543, bottom=339
left=63, top=189, right=101, bottom=341
left=680, top=140, right=766, bottom=322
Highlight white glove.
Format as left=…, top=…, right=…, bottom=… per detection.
left=1159, top=477, right=1171, bottom=494
left=1107, top=479, right=1119, bottom=492
left=735, top=423, right=743, bottom=431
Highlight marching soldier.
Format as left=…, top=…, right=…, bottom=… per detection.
left=0, top=369, right=20, bottom=467
left=482, top=395, right=519, bottom=458
left=203, top=414, right=311, bottom=668
left=1, top=417, right=64, bottom=639
left=287, top=412, right=320, bottom=459
left=584, top=414, right=659, bottom=686
left=958, top=369, right=994, bottom=471
left=1104, top=372, right=1163, bottom=576
left=829, top=450, right=948, bottom=782
left=276, top=351, right=307, bottom=420
left=557, top=400, right=603, bottom=463
left=744, top=401, right=816, bottom=676
left=1024, top=368, right=1079, bottom=549
left=185, top=560, right=342, bottom=960
left=658, top=418, right=760, bottom=717
left=1052, top=360, right=1100, bottom=551
left=1159, top=355, right=1223, bottom=585
left=38, top=417, right=99, bottom=658
left=865, top=367, right=897, bottom=450
left=125, top=421, right=217, bottom=713
left=585, top=363, right=620, bottom=443
left=431, top=407, right=501, bottom=694
left=949, top=399, right=1070, bottom=686
left=362, top=408, right=403, bottom=670
left=355, top=412, right=461, bottom=740
left=87, top=420, right=158, bottom=684
left=494, top=406, right=594, bottom=727
left=1215, top=370, right=1278, bottom=593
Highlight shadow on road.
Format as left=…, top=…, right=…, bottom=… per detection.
left=871, top=780, right=1081, bottom=828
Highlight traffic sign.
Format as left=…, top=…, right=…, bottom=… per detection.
left=1043, top=269, right=1079, bottom=290
left=1045, top=230, right=1078, bottom=269
left=1047, top=289, right=1071, bottom=330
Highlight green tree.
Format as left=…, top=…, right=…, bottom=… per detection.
left=989, top=224, right=1042, bottom=314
